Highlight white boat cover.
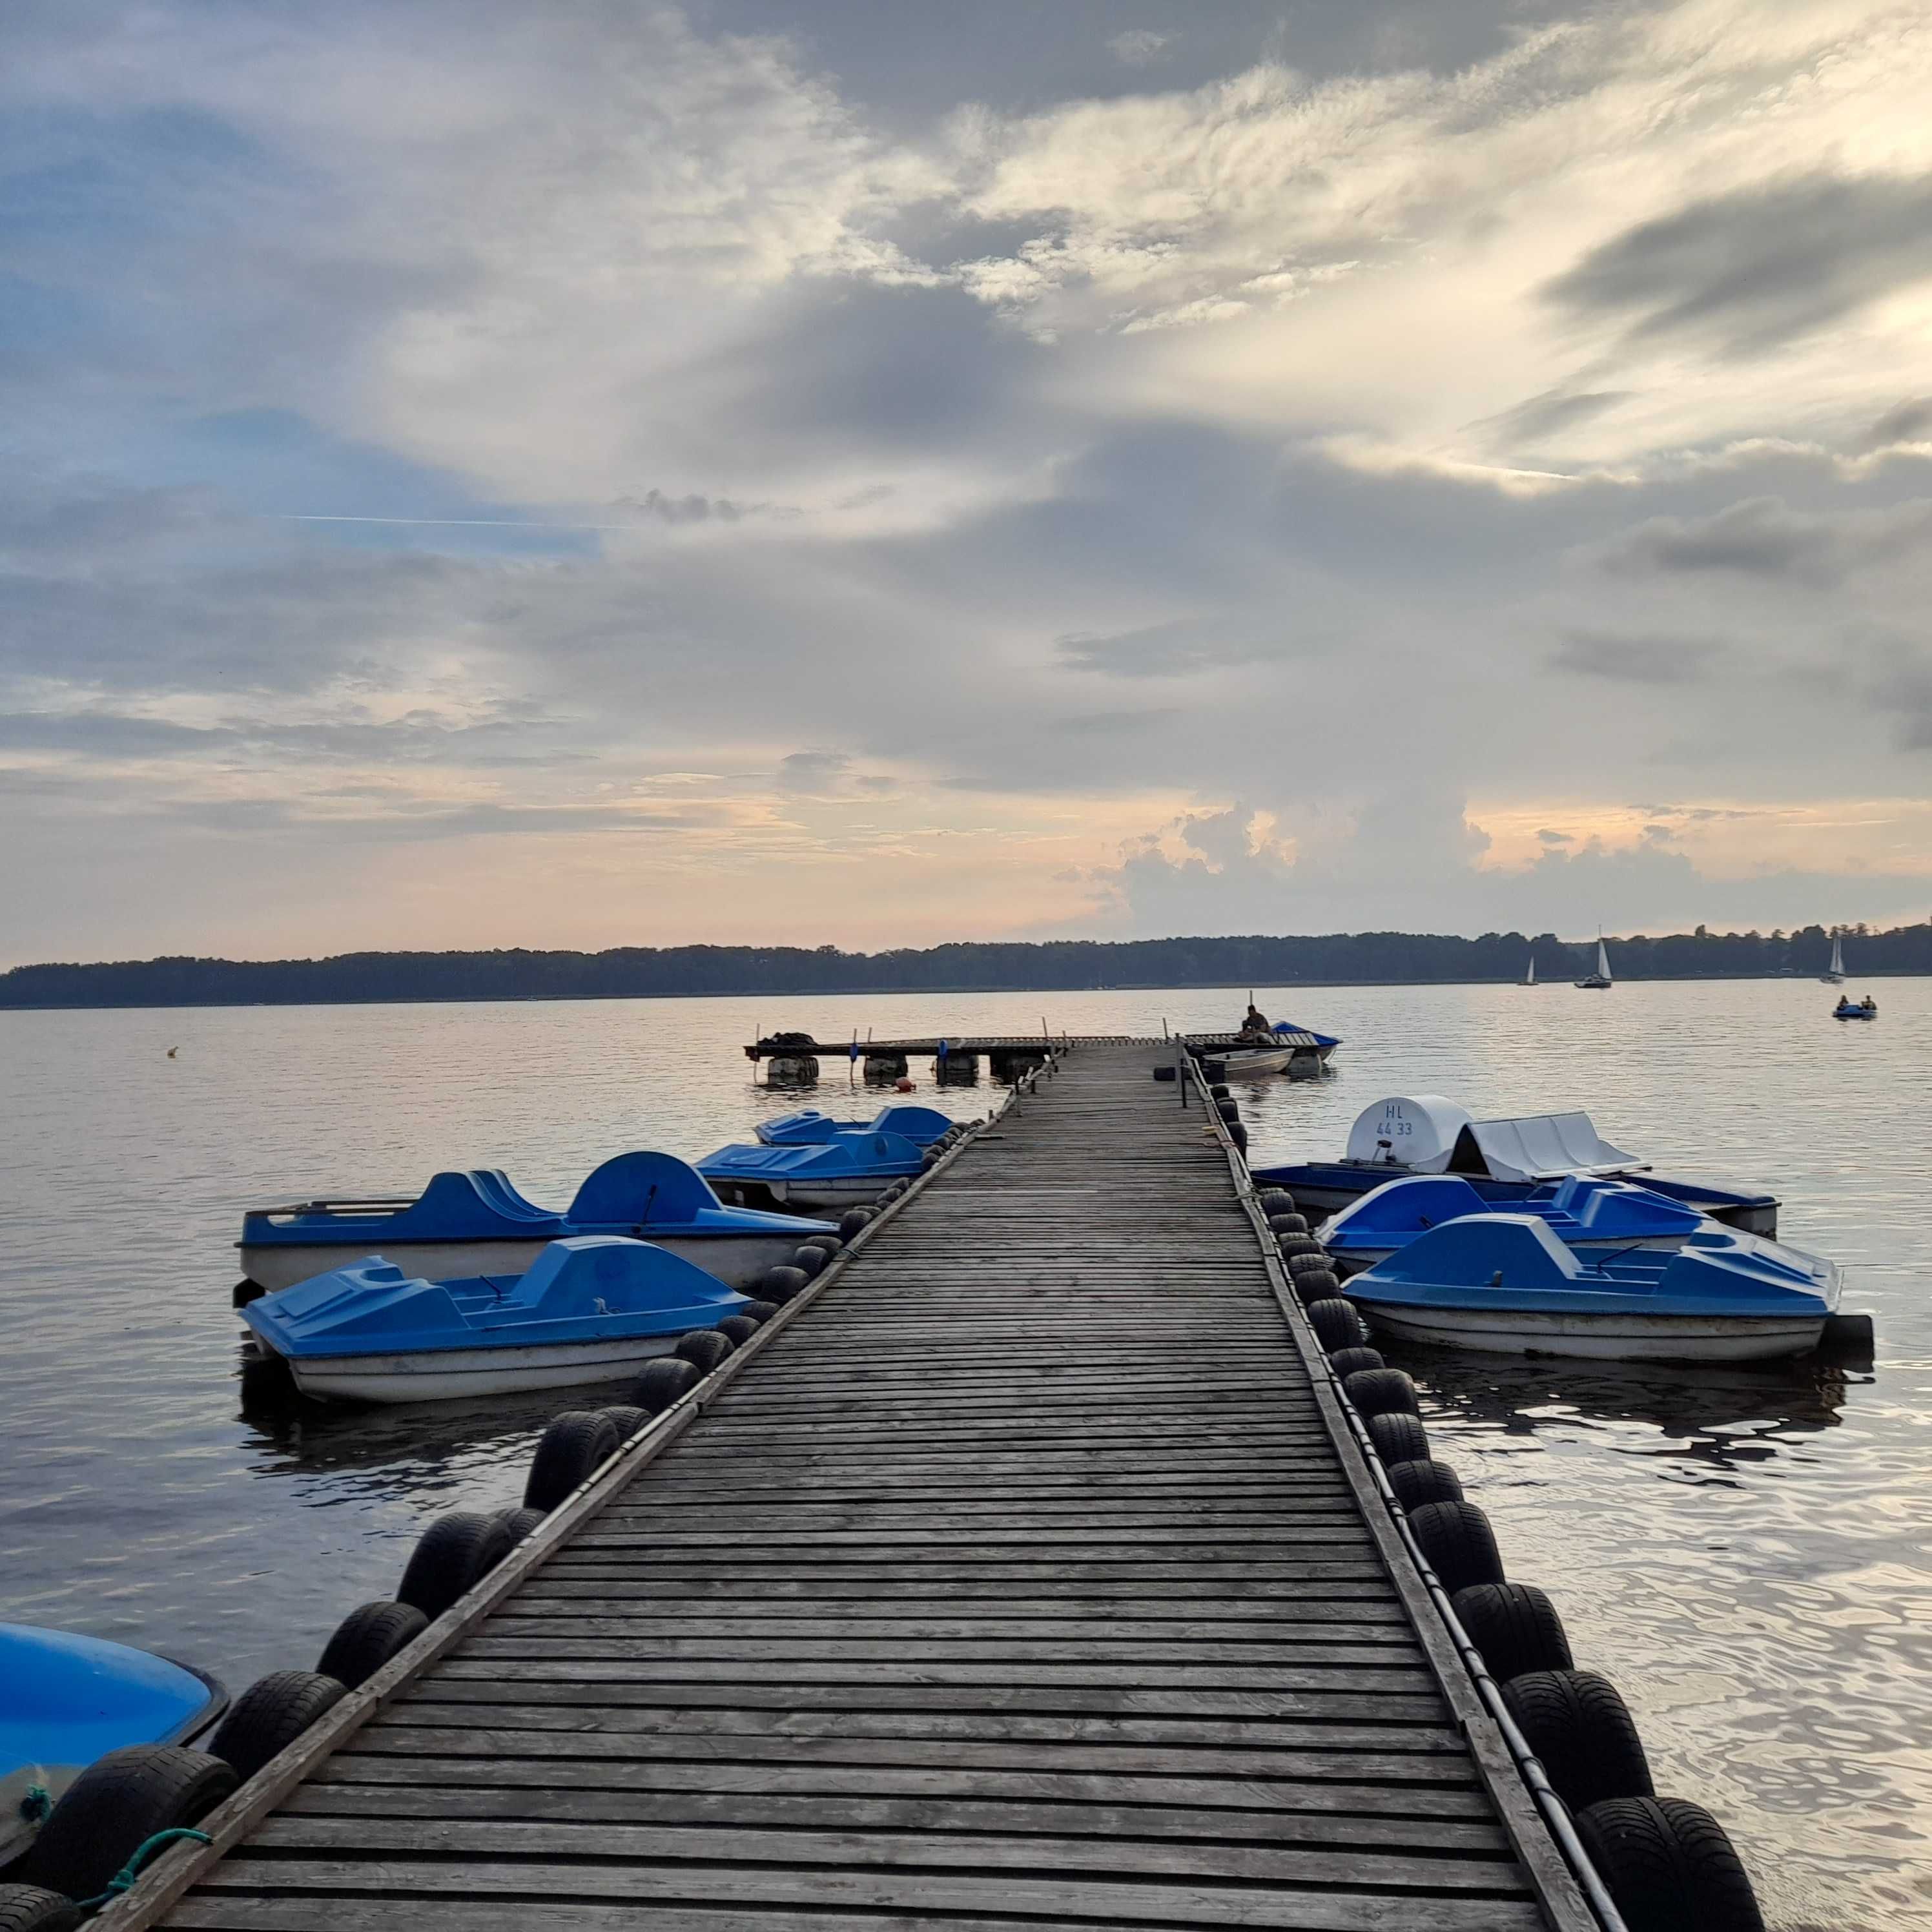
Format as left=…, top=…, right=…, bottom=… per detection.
left=1465, top=1111, right=1643, bottom=1183
left=1344, top=1096, right=1474, bottom=1171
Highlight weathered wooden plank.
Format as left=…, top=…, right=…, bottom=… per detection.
left=313, top=1754, right=1489, bottom=1813
left=180, top=1856, right=1547, bottom=1929
left=248, top=1816, right=1528, bottom=1896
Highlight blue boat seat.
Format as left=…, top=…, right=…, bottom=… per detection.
left=567, top=1150, right=721, bottom=1228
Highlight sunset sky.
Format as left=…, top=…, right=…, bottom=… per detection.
left=5, top=0, right=1931, bottom=962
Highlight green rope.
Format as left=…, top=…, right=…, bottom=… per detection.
left=76, top=1827, right=212, bottom=1914
left=19, top=1782, right=53, bottom=1822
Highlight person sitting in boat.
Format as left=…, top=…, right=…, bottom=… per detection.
left=1238, top=1002, right=1273, bottom=1042
left=1862, top=994, right=1877, bottom=1013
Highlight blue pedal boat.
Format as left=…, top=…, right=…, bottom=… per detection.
left=239, top=1150, right=833, bottom=1296
left=1319, top=1173, right=1708, bottom=1273
left=2, top=1623, right=225, bottom=1870
left=1341, top=1214, right=1839, bottom=1362
left=755, top=1103, right=952, bottom=1147
left=244, top=1235, right=750, bottom=1403
left=1251, top=1093, right=1780, bottom=1235
left=699, top=1129, right=926, bottom=1212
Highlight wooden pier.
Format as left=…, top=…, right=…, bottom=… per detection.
left=109, top=1044, right=1597, bottom=1932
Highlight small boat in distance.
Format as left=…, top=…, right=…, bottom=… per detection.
left=1820, top=933, right=1845, bottom=985
left=1575, top=934, right=1612, bottom=990
left=244, top=1235, right=749, bottom=1403
left=1833, top=994, right=1878, bottom=1021
left=1341, top=1213, right=1840, bottom=1362
left=239, top=1152, right=833, bottom=1297
left=1522, top=954, right=1537, bottom=987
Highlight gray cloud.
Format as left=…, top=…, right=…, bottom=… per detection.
left=1596, top=495, right=1932, bottom=586
left=1547, top=630, right=1728, bottom=684
left=1867, top=398, right=1932, bottom=449
left=1477, top=389, right=1630, bottom=452
left=1057, top=617, right=1298, bottom=679
left=1544, top=174, right=1932, bottom=355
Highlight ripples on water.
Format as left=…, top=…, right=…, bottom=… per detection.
left=1, top=980, right=1926, bottom=1929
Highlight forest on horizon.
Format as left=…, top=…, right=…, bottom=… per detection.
left=1, top=920, right=1924, bottom=1009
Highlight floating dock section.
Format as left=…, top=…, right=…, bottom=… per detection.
left=110, top=1045, right=1601, bottom=1931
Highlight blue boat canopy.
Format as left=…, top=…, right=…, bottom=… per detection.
left=699, top=1130, right=927, bottom=1186
left=1324, top=1172, right=1706, bottom=1253
left=244, top=1236, right=748, bottom=1359
left=1270, top=1020, right=1342, bottom=1049
left=2, top=1623, right=224, bottom=1864
left=1346, top=1214, right=1836, bottom=1320
left=243, top=1151, right=833, bottom=1250
left=755, top=1104, right=952, bottom=1147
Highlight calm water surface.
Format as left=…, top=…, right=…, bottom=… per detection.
left=1, top=981, right=1926, bottom=1930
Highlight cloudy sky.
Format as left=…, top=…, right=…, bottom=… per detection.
left=5, top=0, right=1931, bottom=962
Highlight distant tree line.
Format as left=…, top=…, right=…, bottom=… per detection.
left=1, top=921, right=1924, bottom=1009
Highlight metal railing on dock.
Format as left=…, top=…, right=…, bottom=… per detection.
left=107, top=1042, right=1602, bottom=1931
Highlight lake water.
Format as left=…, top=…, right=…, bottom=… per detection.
left=1, top=980, right=1926, bottom=1930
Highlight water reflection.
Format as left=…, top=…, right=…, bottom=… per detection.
left=3, top=983, right=1931, bottom=1929
left=1390, top=1342, right=1860, bottom=1474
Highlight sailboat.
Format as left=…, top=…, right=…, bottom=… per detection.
left=1820, top=933, right=1845, bottom=985
left=1522, top=954, right=1537, bottom=987
left=1575, top=934, right=1612, bottom=991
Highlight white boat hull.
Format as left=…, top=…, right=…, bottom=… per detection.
left=278, top=1331, right=683, bottom=1404
left=766, top=1176, right=906, bottom=1211
left=241, top=1231, right=807, bottom=1296
left=1347, top=1302, right=1825, bottom=1362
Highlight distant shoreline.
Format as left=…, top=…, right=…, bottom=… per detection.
left=1, top=971, right=1922, bottom=1014
left=4, top=925, right=1922, bottom=1011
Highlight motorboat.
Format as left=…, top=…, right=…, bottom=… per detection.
left=1202, top=1023, right=1341, bottom=1079
left=243, top=1235, right=748, bottom=1403
left=1833, top=995, right=1877, bottom=1021
left=1250, top=1094, right=1780, bottom=1235
left=239, top=1151, right=834, bottom=1295
left=699, top=1129, right=925, bottom=1211
left=1341, top=1213, right=1839, bottom=1362
left=1319, top=1172, right=1707, bottom=1273
left=1575, top=936, right=1612, bottom=990
left=2, top=1623, right=225, bottom=1869
left=1820, top=934, right=1845, bottom=985
left=755, top=1103, right=951, bottom=1147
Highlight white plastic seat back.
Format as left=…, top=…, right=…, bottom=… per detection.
left=1468, top=1111, right=1641, bottom=1182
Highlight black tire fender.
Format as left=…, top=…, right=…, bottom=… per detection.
left=19, top=1746, right=236, bottom=1901
left=1342, top=1367, right=1420, bottom=1417
left=628, top=1354, right=701, bottom=1415
left=209, top=1670, right=345, bottom=1781
left=1386, top=1458, right=1464, bottom=1510
left=716, top=1315, right=761, bottom=1349
left=395, top=1511, right=497, bottom=1619
left=1326, top=1346, right=1384, bottom=1379
left=315, top=1600, right=427, bottom=1689
left=1366, top=1409, right=1430, bottom=1466
left=1409, top=1498, right=1506, bottom=1595
left=599, top=1406, right=650, bottom=1441
left=674, top=1329, right=733, bottom=1374
left=0, top=1885, right=82, bottom=1931
left=1304, top=1299, right=1368, bottom=1353
left=1503, top=1669, right=1652, bottom=1811
left=523, top=1410, right=622, bottom=1512
left=1451, top=1581, right=1572, bottom=1681
left=761, top=1266, right=811, bottom=1305
left=1576, top=1796, right=1764, bottom=1932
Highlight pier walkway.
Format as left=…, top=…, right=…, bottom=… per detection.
left=117, top=1044, right=1593, bottom=1931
